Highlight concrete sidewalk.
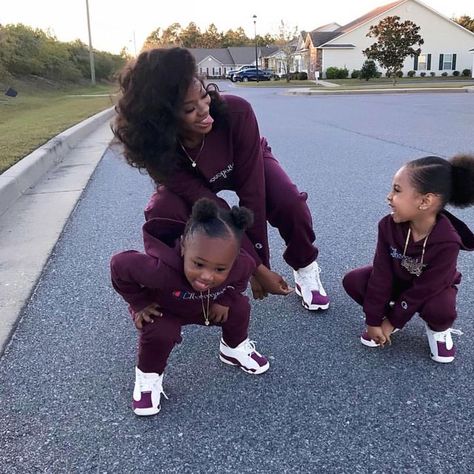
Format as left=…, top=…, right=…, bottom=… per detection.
left=0, top=114, right=114, bottom=354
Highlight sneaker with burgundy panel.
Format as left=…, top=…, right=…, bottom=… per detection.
left=219, top=338, right=269, bottom=374
left=133, top=367, right=168, bottom=416
left=425, top=324, right=462, bottom=363
left=294, top=261, right=329, bottom=310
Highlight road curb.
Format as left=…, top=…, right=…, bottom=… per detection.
left=284, top=86, right=474, bottom=96
left=0, top=106, right=116, bottom=218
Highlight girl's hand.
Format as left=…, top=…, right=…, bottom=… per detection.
left=209, top=303, right=229, bottom=324
left=381, top=319, right=395, bottom=345
left=252, top=264, right=293, bottom=298
left=133, top=303, right=162, bottom=329
left=250, top=275, right=268, bottom=300
left=367, top=325, right=387, bottom=347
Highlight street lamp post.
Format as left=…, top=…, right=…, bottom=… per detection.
left=253, top=14, right=259, bottom=83
left=85, top=0, right=96, bottom=85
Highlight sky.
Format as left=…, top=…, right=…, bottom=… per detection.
left=1, top=0, right=473, bottom=55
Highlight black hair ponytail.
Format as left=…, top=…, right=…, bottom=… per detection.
left=449, top=154, right=474, bottom=208
left=407, top=154, right=474, bottom=209
left=184, top=198, right=253, bottom=243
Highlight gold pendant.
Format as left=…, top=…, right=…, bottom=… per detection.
left=192, top=162, right=196, bottom=168
left=205, top=320, right=210, bottom=326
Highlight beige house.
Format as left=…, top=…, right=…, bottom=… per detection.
left=301, top=0, right=474, bottom=79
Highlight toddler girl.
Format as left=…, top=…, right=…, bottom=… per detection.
left=111, top=198, right=269, bottom=416
left=343, top=154, right=474, bottom=362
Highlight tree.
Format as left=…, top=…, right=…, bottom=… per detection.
left=454, top=15, right=474, bottom=32
left=201, top=24, right=223, bottom=48
left=360, top=60, right=378, bottom=81
left=363, top=15, right=423, bottom=84
left=275, top=20, right=298, bottom=82
left=180, top=22, right=202, bottom=48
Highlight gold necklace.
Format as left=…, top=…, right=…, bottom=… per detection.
left=178, top=136, right=205, bottom=168
left=401, top=227, right=430, bottom=277
left=200, top=288, right=210, bottom=326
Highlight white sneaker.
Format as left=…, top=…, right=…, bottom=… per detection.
left=219, top=338, right=270, bottom=374
left=132, top=367, right=168, bottom=416
left=294, top=261, right=329, bottom=310
left=425, top=324, right=462, bottom=363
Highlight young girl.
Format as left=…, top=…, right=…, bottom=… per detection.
left=110, top=198, right=269, bottom=416
left=113, top=47, right=329, bottom=312
left=343, top=154, right=474, bottom=363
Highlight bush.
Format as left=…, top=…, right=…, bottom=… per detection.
left=462, top=69, right=471, bottom=77
left=326, top=66, right=349, bottom=79
left=351, top=70, right=360, bottom=79
left=396, top=70, right=403, bottom=78
left=441, top=72, right=448, bottom=77
left=297, top=71, right=307, bottom=80
left=407, top=70, right=416, bottom=77
left=360, top=60, right=378, bottom=81
left=452, top=70, right=460, bottom=76
left=420, top=72, right=426, bottom=77
left=430, top=71, right=436, bottom=77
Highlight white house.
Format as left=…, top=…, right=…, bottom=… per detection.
left=302, top=0, right=474, bottom=78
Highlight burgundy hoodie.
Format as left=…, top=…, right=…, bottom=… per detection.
left=151, top=94, right=269, bottom=267
left=363, top=210, right=474, bottom=328
left=110, top=218, right=256, bottom=317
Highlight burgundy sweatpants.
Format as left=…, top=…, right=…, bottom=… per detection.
left=138, top=295, right=250, bottom=374
left=342, top=266, right=457, bottom=331
left=144, top=141, right=318, bottom=270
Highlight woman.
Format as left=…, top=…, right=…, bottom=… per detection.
left=113, top=47, right=329, bottom=310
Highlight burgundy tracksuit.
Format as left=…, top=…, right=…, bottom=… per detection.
left=343, top=211, right=474, bottom=331
left=144, top=94, right=317, bottom=270
left=110, top=219, right=256, bottom=374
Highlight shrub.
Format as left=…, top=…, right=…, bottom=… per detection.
left=452, top=70, right=460, bottom=76
left=462, top=69, right=471, bottom=77
left=297, top=71, right=308, bottom=80
left=420, top=72, right=426, bottom=77
left=407, top=70, right=416, bottom=77
left=351, top=69, right=361, bottom=79
left=430, top=71, right=436, bottom=77
left=326, top=66, right=349, bottom=79
left=396, top=70, right=403, bottom=78
left=441, top=72, right=448, bottom=77
left=360, top=60, right=378, bottom=81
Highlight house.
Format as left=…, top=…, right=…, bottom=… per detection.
left=301, top=0, right=474, bottom=79
left=188, top=46, right=279, bottom=78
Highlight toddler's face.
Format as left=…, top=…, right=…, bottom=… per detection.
left=181, top=232, right=239, bottom=292
left=386, top=166, right=423, bottom=223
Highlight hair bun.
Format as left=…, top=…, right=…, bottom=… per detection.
left=229, top=206, right=254, bottom=230
left=191, top=198, right=219, bottom=222
left=449, top=154, right=474, bottom=208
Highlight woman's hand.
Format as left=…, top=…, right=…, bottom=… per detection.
left=133, top=303, right=162, bottom=329
left=252, top=264, right=293, bottom=299
left=367, top=325, right=387, bottom=347
left=209, top=303, right=229, bottom=324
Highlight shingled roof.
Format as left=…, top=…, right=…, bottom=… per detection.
left=308, top=0, right=406, bottom=47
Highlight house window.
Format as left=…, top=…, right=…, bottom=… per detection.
left=443, top=54, right=453, bottom=69
left=418, top=54, right=427, bottom=70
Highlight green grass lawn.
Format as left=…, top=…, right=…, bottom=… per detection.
left=0, top=80, right=119, bottom=173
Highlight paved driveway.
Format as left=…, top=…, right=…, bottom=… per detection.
left=1, top=85, right=474, bottom=473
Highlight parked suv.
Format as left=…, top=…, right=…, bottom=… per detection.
left=226, top=65, right=254, bottom=81
left=233, top=68, right=279, bottom=82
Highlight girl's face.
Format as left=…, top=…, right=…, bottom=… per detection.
left=387, top=166, right=424, bottom=223
left=178, top=78, right=214, bottom=141
left=181, top=232, right=239, bottom=292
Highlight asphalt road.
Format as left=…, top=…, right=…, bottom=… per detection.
left=1, top=83, right=474, bottom=473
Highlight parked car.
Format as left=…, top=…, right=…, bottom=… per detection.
left=226, top=65, right=254, bottom=81
left=232, top=68, right=280, bottom=82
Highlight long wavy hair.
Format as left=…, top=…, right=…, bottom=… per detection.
left=113, top=47, right=227, bottom=183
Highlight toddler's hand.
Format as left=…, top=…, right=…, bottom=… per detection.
left=209, top=303, right=229, bottom=324
left=134, top=303, right=162, bottom=329
left=250, top=276, right=268, bottom=300
left=381, top=319, right=395, bottom=345
left=367, top=325, right=387, bottom=347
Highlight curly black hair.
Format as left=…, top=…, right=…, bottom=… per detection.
left=112, top=47, right=227, bottom=183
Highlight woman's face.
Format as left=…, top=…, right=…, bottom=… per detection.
left=178, top=78, right=214, bottom=141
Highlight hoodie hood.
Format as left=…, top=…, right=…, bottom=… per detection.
left=440, top=210, right=474, bottom=251
left=142, top=218, right=185, bottom=269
